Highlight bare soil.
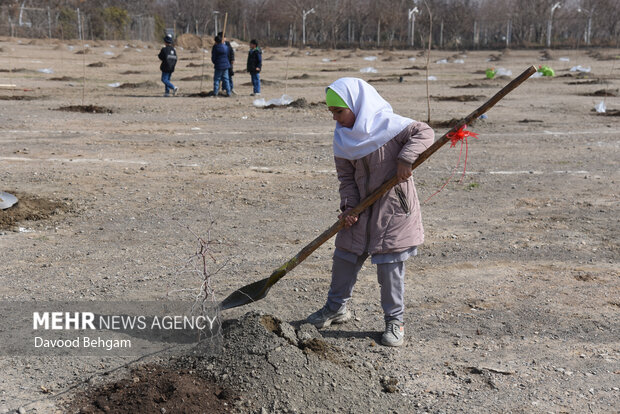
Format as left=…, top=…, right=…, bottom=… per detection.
left=0, top=37, right=618, bottom=413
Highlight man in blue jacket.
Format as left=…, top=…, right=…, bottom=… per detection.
left=211, top=35, right=231, bottom=97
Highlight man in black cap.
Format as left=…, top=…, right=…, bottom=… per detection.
left=158, top=34, right=178, bottom=97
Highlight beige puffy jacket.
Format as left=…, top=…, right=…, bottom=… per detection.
left=334, top=121, right=434, bottom=256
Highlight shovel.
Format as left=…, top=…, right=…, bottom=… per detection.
left=220, top=65, right=537, bottom=311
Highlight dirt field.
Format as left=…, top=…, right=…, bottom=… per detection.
left=0, top=36, right=619, bottom=413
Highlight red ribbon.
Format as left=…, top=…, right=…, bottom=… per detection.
left=424, top=124, right=479, bottom=202
left=448, top=124, right=479, bottom=148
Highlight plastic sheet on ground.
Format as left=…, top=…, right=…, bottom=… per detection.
left=360, top=67, right=378, bottom=73
left=559, top=57, right=570, bottom=62
left=453, top=59, right=465, bottom=64
left=0, top=191, right=18, bottom=210
left=427, top=76, right=437, bottom=81
left=495, top=68, right=512, bottom=77
left=107, top=82, right=121, bottom=88
left=570, top=65, right=591, bottom=73
left=37, top=68, right=53, bottom=74
left=595, top=101, right=606, bottom=113
left=363, top=56, right=377, bottom=61
left=436, top=59, right=448, bottom=64
left=253, top=94, right=293, bottom=107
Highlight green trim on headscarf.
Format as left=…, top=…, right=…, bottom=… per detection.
left=326, top=88, right=348, bottom=108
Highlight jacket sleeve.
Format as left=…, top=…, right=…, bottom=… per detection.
left=397, top=122, right=434, bottom=165
left=335, top=157, right=360, bottom=211
left=158, top=48, right=165, bottom=61
left=227, top=42, right=235, bottom=62
left=257, top=51, right=262, bottom=69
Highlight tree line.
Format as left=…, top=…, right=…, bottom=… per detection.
left=2, top=0, right=619, bottom=49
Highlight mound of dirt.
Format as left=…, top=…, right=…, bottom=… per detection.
left=176, top=34, right=209, bottom=50
left=565, top=78, right=605, bottom=85
left=180, top=74, right=211, bottom=81
left=432, top=95, right=485, bottom=102
left=0, top=95, right=41, bottom=101
left=186, top=91, right=230, bottom=97
left=587, top=51, right=620, bottom=61
left=453, top=82, right=497, bottom=89
left=0, top=192, right=68, bottom=230
left=487, top=54, right=502, bottom=62
left=404, top=65, right=426, bottom=70
left=56, top=105, right=113, bottom=114
left=68, top=365, right=236, bottom=413
left=0, top=68, right=27, bottom=73
left=540, top=50, right=553, bottom=60
left=50, top=76, right=79, bottom=81
left=170, top=311, right=401, bottom=413
left=428, top=118, right=464, bottom=129
left=594, top=109, right=620, bottom=116
left=582, top=89, right=618, bottom=97
left=320, top=67, right=356, bottom=72
left=118, top=81, right=158, bottom=89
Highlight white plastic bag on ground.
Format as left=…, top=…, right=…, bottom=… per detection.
left=559, top=57, right=570, bottom=62
left=253, top=94, right=293, bottom=107
left=107, top=82, right=121, bottom=88
left=360, top=67, right=378, bottom=73
left=427, top=76, right=437, bottom=81
left=37, top=68, right=53, bottom=74
left=595, top=101, right=606, bottom=113
left=453, top=59, right=465, bottom=64
left=570, top=65, right=591, bottom=73
left=363, top=56, right=377, bottom=61
left=495, top=68, right=512, bottom=77
left=436, top=59, right=448, bottom=64
left=531, top=71, right=544, bottom=78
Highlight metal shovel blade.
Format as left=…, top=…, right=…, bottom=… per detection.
left=219, top=276, right=272, bottom=310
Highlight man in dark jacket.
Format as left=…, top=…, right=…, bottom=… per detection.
left=158, top=34, right=178, bottom=97
left=211, top=35, right=231, bottom=97
left=217, top=32, right=235, bottom=94
left=246, top=39, right=262, bottom=96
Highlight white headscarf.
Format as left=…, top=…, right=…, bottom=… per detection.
left=327, top=77, right=413, bottom=160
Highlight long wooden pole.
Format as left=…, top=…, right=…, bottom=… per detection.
left=220, top=65, right=537, bottom=311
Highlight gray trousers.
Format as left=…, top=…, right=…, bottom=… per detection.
left=326, top=253, right=405, bottom=322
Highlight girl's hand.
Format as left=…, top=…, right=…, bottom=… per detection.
left=397, top=160, right=412, bottom=182
left=338, top=208, right=358, bottom=228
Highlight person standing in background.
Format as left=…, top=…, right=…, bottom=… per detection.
left=211, top=35, right=232, bottom=97
left=247, top=39, right=262, bottom=96
left=158, top=34, right=178, bottom=97
left=218, top=31, right=236, bottom=95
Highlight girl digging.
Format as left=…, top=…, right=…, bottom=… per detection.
left=307, top=78, right=434, bottom=347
